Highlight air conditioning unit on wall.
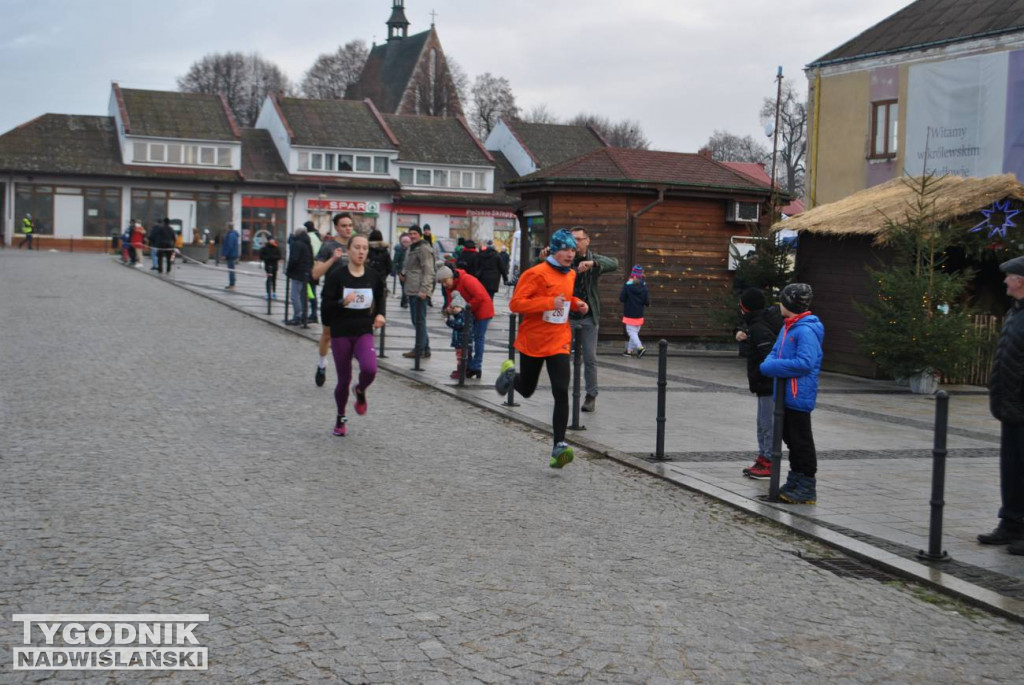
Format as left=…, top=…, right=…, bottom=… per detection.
left=727, top=201, right=760, bottom=223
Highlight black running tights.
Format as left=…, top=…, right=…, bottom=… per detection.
left=515, top=353, right=570, bottom=445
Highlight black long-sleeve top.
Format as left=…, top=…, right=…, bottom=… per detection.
left=321, top=265, right=387, bottom=338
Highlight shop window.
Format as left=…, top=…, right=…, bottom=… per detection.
left=870, top=100, right=898, bottom=159
left=131, top=189, right=169, bottom=230
left=84, top=187, right=122, bottom=237
left=15, top=185, right=55, bottom=235
left=397, top=213, right=419, bottom=229
left=449, top=216, right=472, bottom=241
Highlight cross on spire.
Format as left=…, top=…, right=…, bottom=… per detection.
left=430, top=9, right=437, bottom=26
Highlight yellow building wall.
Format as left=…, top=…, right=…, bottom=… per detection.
left=808, top=70, right=870, bottom=206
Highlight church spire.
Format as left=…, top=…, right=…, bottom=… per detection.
left=387, top=0, right=410, bottom=42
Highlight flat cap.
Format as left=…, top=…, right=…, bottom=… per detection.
left=999, top=256, right=1024, bottom=276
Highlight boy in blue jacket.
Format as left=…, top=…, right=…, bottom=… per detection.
left=759, top=283, right=825, bottom=504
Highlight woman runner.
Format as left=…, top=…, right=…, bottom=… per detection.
left=495, top=229, right=588, bottom=468
left=321, top=234, right=386, bottom=436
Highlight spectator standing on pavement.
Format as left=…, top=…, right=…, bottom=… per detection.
left=285, top=226, right=313, bottom=328
left=456, top=239, right=479, bottom=275
left=735, top=288, right=784, bottom=480
left=422, top=223, right=435, bottom=245
left=759, top=283, right=825, bottom=504
left=437, top=265, right=494, bottom=379
left=311, top=213, right=353, bottom=386
left=18, top=213, right=33, bottom=249
left=120, top=223, right=133, bottom=264
left=150, top=218, right=176, bottom=274
left=320, top=234, right=386, bottom=437
left=495, top=229, right=588, bottom=468
left=473, top=241, right=508, bottom=300
left=221, top=223, right=241, bottom=289
left=979, top=256, right=1024, bottom=553
left=367, top=229, right=393, bottom=286
left=393, top=233, right=411, bottom=308
left=619, top=264, right=650, bottom=357
left=568, top=226, right=618, bottom=412
left=259, top=237, right=282, bottom=300
left=129, top=221, right=146, bottom=267
left=400, top=225, right=436, bottom=359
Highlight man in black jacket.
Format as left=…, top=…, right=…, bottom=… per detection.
left=473, top=242, right=508, bottom=300
left=286, top=226, right=313, bottom=328
left=149, top=218, right=176, bottom=274
left=980, top=256, right=1024, bottom=553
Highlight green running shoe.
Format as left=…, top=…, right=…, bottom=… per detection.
left=495, top=359, right=516, bottom=395
left=550, top=442, right=574, bottom=468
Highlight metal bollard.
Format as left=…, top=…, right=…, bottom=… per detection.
left=918, top=391, right=952, bottom=562
left=503, top=313, right=519, bottom=407
left=569, top=330, right=585, bottom=430
left=766, top=378, right=787, bottom=501
left=651, top=339, right=668, bottom=459
left=283, top=277, right=291, bottom=324
left=378, top=323, right=387, bottom=358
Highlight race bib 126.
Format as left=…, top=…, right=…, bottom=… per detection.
left=343, top=287, right=373, bottom=310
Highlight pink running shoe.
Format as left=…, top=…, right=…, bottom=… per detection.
left=353, top=386, right=368, bottom=416
left=333, top=415, right=347, bottom=436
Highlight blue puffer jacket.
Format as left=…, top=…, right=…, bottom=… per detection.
left=760, top=312, right=825, bottom=412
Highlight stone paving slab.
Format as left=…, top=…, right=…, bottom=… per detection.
left=121, top=255, right=1020, bottom=598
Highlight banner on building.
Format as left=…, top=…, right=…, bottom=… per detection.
left=905, top=51, right=1018, bottom=179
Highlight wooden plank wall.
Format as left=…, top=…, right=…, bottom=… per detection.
left=634, top=197, right=737, bottom=338
left=548, top=193, right=631, bottom=332
left=795, top=234, right=887, bottom=377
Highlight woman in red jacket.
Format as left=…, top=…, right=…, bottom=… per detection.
left=436, top=265, right=494, bottom=378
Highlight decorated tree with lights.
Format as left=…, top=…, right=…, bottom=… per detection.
left=856, top=174, right=977, bottom=381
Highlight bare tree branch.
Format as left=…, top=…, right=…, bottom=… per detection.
left=177, top=52, right=293, bottom=127
left=301, top=40, right=369, bottom=100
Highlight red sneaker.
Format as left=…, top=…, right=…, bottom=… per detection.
left=743, top=455, right=772, bottom=479
left=353, top=386, right=368, bottom=416
left=333, top=415, right=347, bottom=436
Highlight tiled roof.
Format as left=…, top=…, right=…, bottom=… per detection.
left=722, top=161, right=804, bottom=215
left=810, top=0, right=1024, bottom=67
left=346, top=30, right=431, bottom=113
left=0, top=114, right=240, bottom=181
left=384, top=114, right=490, bottom=165
left=509, top=147, right=771, bottom=194
left=276, top=97, right=397, bottom=150
left=120, top=87, right=239, bottom=141
left=504, top=120, right=608, bottom=170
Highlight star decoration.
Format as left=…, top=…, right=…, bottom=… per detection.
left=969, top=200, right=1020, bottom=239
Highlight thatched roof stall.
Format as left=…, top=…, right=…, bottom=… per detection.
left=773, top=174, right=1024, bottom=377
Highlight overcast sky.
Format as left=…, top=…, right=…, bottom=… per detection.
left=1, top=0, right=911, bottom=151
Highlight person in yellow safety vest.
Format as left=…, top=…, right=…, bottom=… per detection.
left=18, top=213, right=34, bottom=249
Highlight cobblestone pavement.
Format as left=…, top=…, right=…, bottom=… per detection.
left=3, top=252, right=1024, bottom=683
left=156, top=255, right=1024, bottom=594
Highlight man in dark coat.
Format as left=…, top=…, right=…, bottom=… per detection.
left=149, top=218, right=176, bottom=274
left=980, top=255, right=1024, bottom=553
left=285, top=226, right=313, bottom=327
left=473, top=242, right=508, bottom=299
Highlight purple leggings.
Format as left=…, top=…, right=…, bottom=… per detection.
left=330, top=333, right=378, bottom=416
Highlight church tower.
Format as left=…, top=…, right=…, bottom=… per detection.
left=387, top=0, right=410, bottom=41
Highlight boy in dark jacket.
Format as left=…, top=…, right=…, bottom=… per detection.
left=760, top=283, right=825, bottom=504
left=259, top=238, right=282, bottom=300
left=737, top=288, right=784, bottom=479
